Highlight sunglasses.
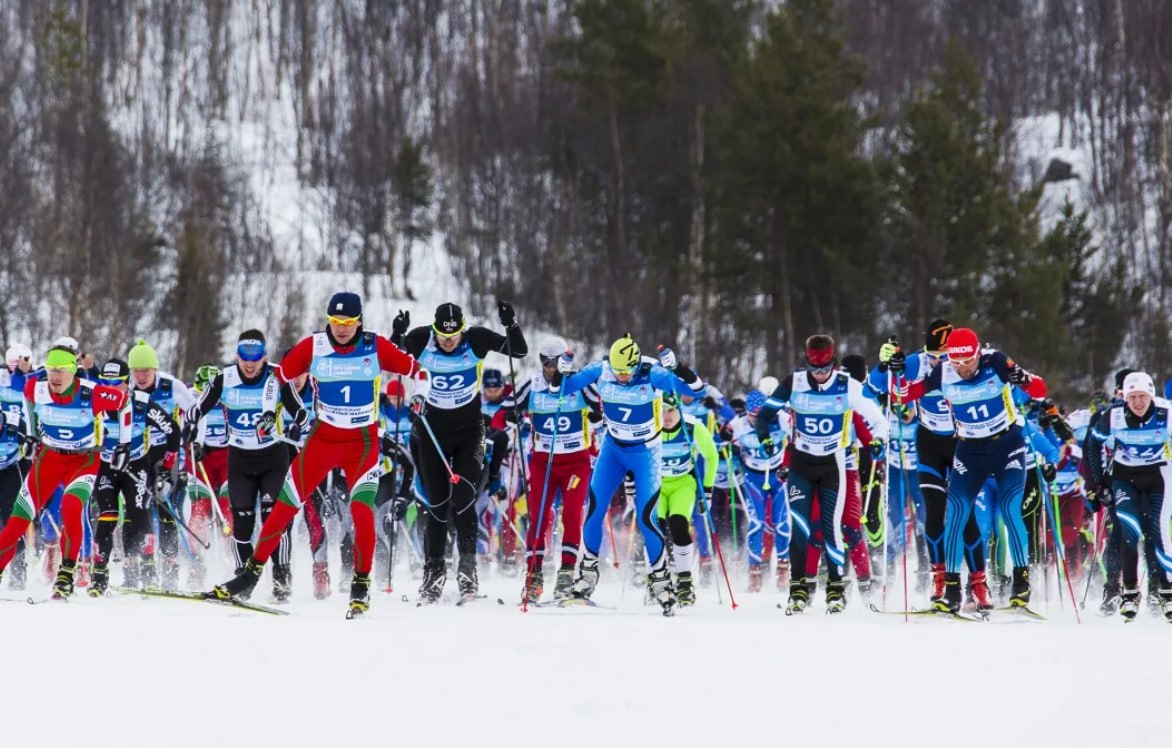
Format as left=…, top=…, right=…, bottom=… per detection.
left=237, top=343, right=267, bottom=362
left=327, top=315, right=361, bottom=327
left=100, top=377, right=127, bottom=386
left=809, top=362, right=835, bottom=376
left=432, top=323, right=465, bottom=339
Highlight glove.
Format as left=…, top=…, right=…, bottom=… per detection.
left=255, top=411, right=277, bottom=439
left=182, top=408, right=200, bottom=445
left=1041, top=463, right=1057, bottom=482
left=410, top=374, right=430, bottom=409
left=557, top=352, right=573, bottom=374
left=2, top=409, right=19, bottom=438
left=160, top=451, right=178, bottom=472
left=192, top=442, right=205, bottom=463
left=487, top=477, right=504, bottom=496
left=1008, top=366, right=1029, bottom=385
left=287, top=409, right=310, bottom=442
left=1085, top=488, right=1102, bottom=514
left=657, top=346, right=677, bottom=370
left=110, top=444, right=130, bottom=472
left=702, top=395, right=718, bottom=410
left=887, top=350, right=906, bottom=374
left=869, top=439, right=884, bottom=460
left=777, top=465, right=789, bottom=482
left=380, top=432, right=398, bottom=458
left=392, top=309, right=411, bottom=337
left=878, top=341, right=899, bottom=363
left=497, top=299, right=517, bottom=328
left=699, top=489, right=712, bottom=514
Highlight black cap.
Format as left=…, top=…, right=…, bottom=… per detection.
left=102, top=357, right=129, bottom=380
left=327, top=291, right=362, bottom=318
left=433, top=303, right=465, bottom=335
left=925, top=319, right=954, bottom=353
left=841, top=354, right=867, bottom=383
left=1114, top=368, right=1137, bottom=392
left=482, top=368, right=504, bottom=388
left=239, top=329, right=266, bottom=345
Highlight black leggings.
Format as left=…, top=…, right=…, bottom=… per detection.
left=227, top=445, right=290, bottom=568
left=413, top=420, right=484, bottom=563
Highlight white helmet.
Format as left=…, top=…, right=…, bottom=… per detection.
left=53, top=336, right=81, bottom=354
left=758, top=375, right=780, bottom=396
left=538, top=336, right=569, bottom=362
left=5, top=343, right=32, bottom=365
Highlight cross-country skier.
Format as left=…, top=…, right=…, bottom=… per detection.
left=209, top=292, right=424, bottom=616
left=0, top=346, right=131, bottom=598
left=391, top=301, right=527, bottom=604
left=551, top=334, right=705, bottom=614
left=891, top=327, right=1047, bottom=614
left=0, top=345, right=31, bottom=590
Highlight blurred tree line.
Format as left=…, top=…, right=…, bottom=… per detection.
left=1, top=0, right=1169, bottom=400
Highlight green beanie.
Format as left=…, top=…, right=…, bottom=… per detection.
left=128, top=338, right=159, bottom=370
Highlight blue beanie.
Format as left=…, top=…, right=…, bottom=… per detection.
left=327, top=292, right=362, bottom=318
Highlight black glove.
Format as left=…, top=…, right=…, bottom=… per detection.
left=869, top=439, right=885, bottom=460
left=380, top=432, right=398, bottom=458
left=181, top=418, right=199, bottom=445
left=1008, top=366, right=1029, bottom=385
left=256, top=411, right=277, bottom=439
left=392, top=309, right=411, bottom=337
left=888, top=350, right=906, bottom=374
left=287, top=410, right=310, bottom=442
left=1085, top=488, right=1104, bottom=514
left=110, top=444, right=131, bottom=472
left=702, top=395, right=718, bottom=410
left=1041, top=463, right=1057, bottom=482
left=497, top=299, right=517, bottom=328
left=192, top=442, right=205, bottom=463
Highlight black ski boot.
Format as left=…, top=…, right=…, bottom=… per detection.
left=933, top=572, right=962, bottom=614
left=88, top=564, right=110, bottom=598
left=825, top=580, right=846, bottom=614
left=418, top=559, right=446, bottom=604
left=348, top=573, right=371, bottom=618
left=457, top=556, right=479, bottom=600
left=51, top=560, right=77, bottom=601
left=676, top=572, right=696, bottom=607
left=1119, top=588, right=1141, bottom=621
left=1009, top=566, right=1031, bottom=609
left=785, top=579, right=810, bottom=614
left=209, top=558, right=263, bottom=601
left=272, top=563, right=292, bottom=604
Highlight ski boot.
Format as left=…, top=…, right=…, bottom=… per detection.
left=775, top=560, right=790, bottom=590
left=348, top=573, right=371, bottom=617
left=418, top=559, right=446, bottom=604
left=457, top=556, right=479, bottom=600
left=785, top=581, right=810, bottom=614
left=312, top=561, right=331, bottom=600
left=76, top=561, right=91, bottom=589
left=932, top=572, right=962, bottom=615
left=697, top=556, right=713, bottom=587
left=209, top=558, right=263, bottom=601
left=88, top=564, right=110, bottom=598
left=272, top=563, right=292, bottom=604
left=571, top=556, right=600, bottom=600
left=929, top=562, right=945, bottom=601
left=1100, top=583, right=1122, bottom=616
left=969, top=571, right=993, bottom=613
left=160, top=556, right=179, bottom=592
left=1160, top=589, right=1172, bottom=623
left=1119, top=589, right=1141, bottom=621
left=676, top=572, right=696, bottom=607
left=51, top=560, right=76, bottom=601
left=524, top=569, right=545, bottom=604
left=553, top=565, right=575, bottom=601
left=1009, top=566, right=1031, bottom=609
left=747, top=564, right=764, bottom=593
left=647, top=568, right=676, bottom=614
left=825, top=580, right=846, bottom=614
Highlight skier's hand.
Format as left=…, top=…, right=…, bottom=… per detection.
left=181, top=407, right=201, bottom=444
left=699, top=489, right=712, bottom=514
left=192, top=442, right=205, bottom=463
left=497, top=299, right=517, bottom=328
left=878, top=341, right=899, bottom=364
left=487, top=477, right=504, bottom=497
left=255, top=411, right=277, bottom=439
left=656, top=346, right=677, bottom=370
left=380, top=432, right=398, bottom=458
left=392, top=309, right=411, bottom=337
left=887, top=350, right=906, bottom=374
left=1041, top=463, right=1057, bottom=482
left=557, top=352, right=574, bottom=374
left=1008, top=366, right=1029, bottom=386
left=410, top=373, right=430, bottom=410
left=1084, top=488, right=1102, bottom=514
left=869, top=439, right=885, bottom=460
left=287, top=409, right=310, bottom=442
left=160, top=451, right=178, bottom=472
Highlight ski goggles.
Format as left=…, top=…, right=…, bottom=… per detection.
left=236, top=340, right=267, bottom=362
left=327, top=314, right=361, bottom=327
left=100, top=376, right=128, bottom=386
left=807, top=361, right=835, bottom=377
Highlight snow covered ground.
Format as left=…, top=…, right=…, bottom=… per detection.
left=1, top=550, right=1165, bottom=748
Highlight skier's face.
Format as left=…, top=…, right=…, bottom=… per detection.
left=329, top=320, right=359, bottom=345
left=46, top=366, right=75, bottom=393
left=950, top=355, right=980, bottom=380
left=293, top=373, right=309, bottom=390
left=238, top=357, right=265, bottom=378
left=483, top=385, right=504, bottom=403
left=436, top=332, right=462, bottom=352
left=131, top=368, right=156, bottom=389
left=1126, top=391, right=1152, bottom=416
left=663, top=406, right=680, bottom=430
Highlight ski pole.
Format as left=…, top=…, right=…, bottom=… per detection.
left=604, top=504, right=620, bottom=569
left=1036, top=462, right=1080, bottom=623
left=523, top=398, right=563, bottom=612
left=154, top=477, right=210, bottom=550
left=881, top=371, right=893, bottom=611
left=195, top=456, right=232, bottom=537
left=1081, top=506, right=1106, bottom=609
left=415, top=411, right=464, bottom=487
left=895, top=393, right=909, bottom=623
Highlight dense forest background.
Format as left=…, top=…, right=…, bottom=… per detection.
left=1, top=0, right=1170, bottom=399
